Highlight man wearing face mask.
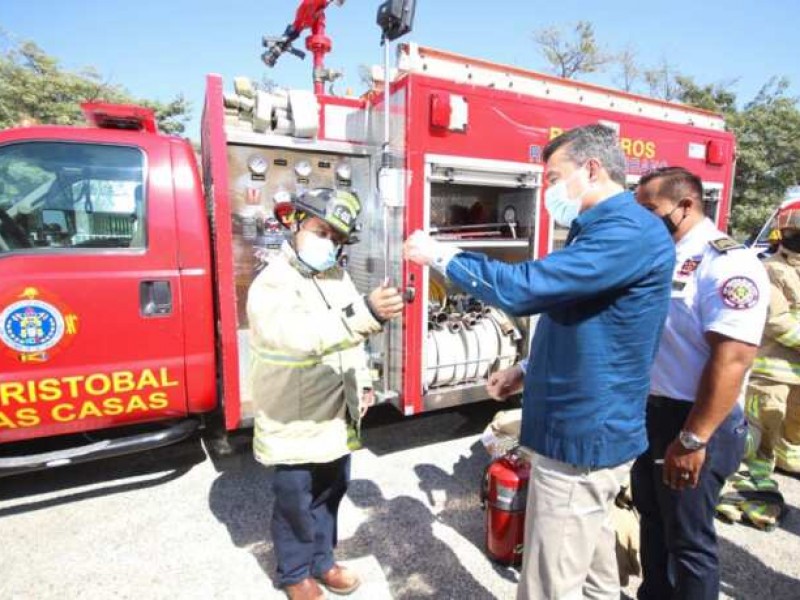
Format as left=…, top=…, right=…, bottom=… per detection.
left=405, top=124, right=674, bottom=600
left=247, top=188, right=404, bottom=600
left=633, top=167, right=768, bottom=600
left=745, top=206, right=800, bottom=477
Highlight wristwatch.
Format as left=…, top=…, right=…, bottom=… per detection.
left=678, top=430, right=707, bottom=451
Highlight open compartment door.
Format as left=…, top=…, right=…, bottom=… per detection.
left=202, top=74, right=242, bottom=431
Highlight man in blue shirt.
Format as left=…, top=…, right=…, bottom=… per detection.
left=405, top=124, right=674, bottom=600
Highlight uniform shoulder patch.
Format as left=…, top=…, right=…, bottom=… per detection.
left=709, top=237, right=744, bottom=253
left=720, top=276, right=760, bottom=309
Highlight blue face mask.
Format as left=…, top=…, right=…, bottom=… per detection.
left=544, top=167, right=590, bottom=228
left=298, top=233, right=338, bottom=272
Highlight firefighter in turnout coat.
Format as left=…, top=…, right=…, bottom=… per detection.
left=746, top=205, right=800, bottom=474
left=247, top=188, right=403, bottom=600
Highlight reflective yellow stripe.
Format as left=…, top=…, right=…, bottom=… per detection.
left=745, top=391, right=762, bottom=422
left=250, top=346, right=321, bottom=368
left=752, top=357, right=800, bottom=380
left=250, top=339, right=361, bottom=369
left=325, top=339, right=361, bottom=354
left=774, top=442, right=800, bottom=464
left=776, top=323, right=800, bottom=348
left=336, top=191, right=361, bottom=214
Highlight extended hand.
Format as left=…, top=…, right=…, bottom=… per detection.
left=368, top=284, right=404, bottom=321
left=486, top=365, right=524, bottom=401
left=663, top=439, right=706, bottom=490
left=404, top=230, right=441, bottom=266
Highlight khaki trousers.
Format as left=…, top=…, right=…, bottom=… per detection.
left=517, top=454, right=633, bottom=600
left=746, top=377, right=800, bottom=469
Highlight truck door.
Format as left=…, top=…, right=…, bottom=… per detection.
left=0, top=136, right=187, bottom=443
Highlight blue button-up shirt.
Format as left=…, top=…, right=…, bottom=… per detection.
left=446, top=191, right=674, bottom=468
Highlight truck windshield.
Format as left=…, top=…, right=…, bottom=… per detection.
left=0, top=141, right=145, bottom=253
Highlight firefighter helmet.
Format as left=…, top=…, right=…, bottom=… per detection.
left=775, top=206, right=800, bottom=231
left=274, top=188, right=362, bottom=242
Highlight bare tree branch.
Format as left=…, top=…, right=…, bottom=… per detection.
left=532, top=21, right=611, bottom=79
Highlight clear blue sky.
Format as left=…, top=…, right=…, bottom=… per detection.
left=2, top=0, right=798, bottom=140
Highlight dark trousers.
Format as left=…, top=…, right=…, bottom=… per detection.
left=271, top=454, right=351, bottom=587
left=632, top=397, right=746, bottom=600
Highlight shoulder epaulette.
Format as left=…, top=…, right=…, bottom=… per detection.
left=709, top=237, right=745, bottom=253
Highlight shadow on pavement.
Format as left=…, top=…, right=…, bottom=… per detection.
left=415, top=440, right=520, bottom=585
left=778, top=503, right=800, bottom=537
left=206, top=438, right=504, bottom=598
left=205, top=400, right=517, bottom=596
left=0, top=434, right=205, bottom=517
left=207, top=446, right=279, bottom=589
left=338, top=478, right=496, bottom=600
left=361, top=399, right=519, bottom=457
left=719, top=536, right=800, bottom=599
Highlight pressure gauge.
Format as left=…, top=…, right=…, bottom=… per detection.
left=335, top=161, right=352, bottom=181
left=294, top=160, right=312, bottom=178
left=247, top=155, right=269, bottom=176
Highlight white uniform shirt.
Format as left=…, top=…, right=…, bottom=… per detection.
left=650, top=218, right=769, bottom=404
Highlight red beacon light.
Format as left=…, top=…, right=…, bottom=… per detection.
left=80, top=102, right=157, bottom=133
left=706, top=139, right=725, bottom=166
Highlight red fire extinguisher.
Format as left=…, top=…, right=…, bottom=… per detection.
left=480, top=448, right=531, bottom=565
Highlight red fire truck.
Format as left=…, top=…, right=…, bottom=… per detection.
left=0, top=1, right=736, bottom=475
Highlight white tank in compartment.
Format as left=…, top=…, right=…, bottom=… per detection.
left=425, top=298, right=521, bottom=390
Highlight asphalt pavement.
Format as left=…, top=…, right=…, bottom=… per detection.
left=0, top=402, right=798, bottom=599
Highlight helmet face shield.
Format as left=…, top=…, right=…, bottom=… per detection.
left=777, top=207, right=800, bottom=232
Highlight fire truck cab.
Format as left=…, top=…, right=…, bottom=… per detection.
left=0, top=104, right=216, bottom=473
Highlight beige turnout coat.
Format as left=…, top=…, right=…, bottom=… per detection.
left=752, top=249, right=800, bottom=384
left=247, top=242, right=382, bottom=466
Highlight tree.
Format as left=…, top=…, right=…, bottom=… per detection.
left=0, top=37, right=190, bottom=134
left=726, top=79, right=800, bottom=237
left=642, top=58, right=680, bottom=101
left=673, top=75, right=737, bottom=113
left=614, top=46, right=639, bottom=93
left=674, top=75, right=800, bottom=237
left=532, top=21, right=611, bottom=79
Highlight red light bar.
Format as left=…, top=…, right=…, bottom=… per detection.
left=80, top=102, right=157, bottom=133
left=430, top=92, right=452, bottom=130
left=706, top=140, right=725, bottom=166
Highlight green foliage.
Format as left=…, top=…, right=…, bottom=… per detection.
left=673, top=75, right=738, bottom=114
left=0, top=37, right=190, bottom=134
left=675, top=76, right=800, bottom=238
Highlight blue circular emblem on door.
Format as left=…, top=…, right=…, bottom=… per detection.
left=0, top=300, right=65, bottom=354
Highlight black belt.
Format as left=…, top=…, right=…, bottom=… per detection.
left=648, top=394, right=693, bottom=408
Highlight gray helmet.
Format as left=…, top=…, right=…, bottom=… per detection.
left=275, top=187, right=362, bottom=242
